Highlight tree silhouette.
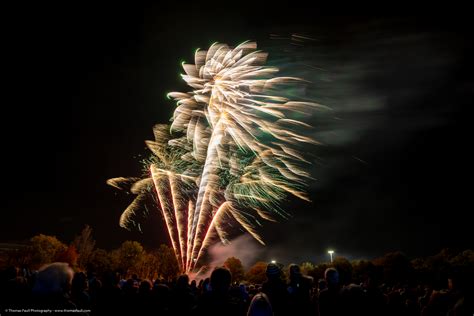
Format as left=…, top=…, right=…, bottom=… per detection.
left=73, top=225, right=96, bottom=270
left=134, top=250, right=161, bottom=280
left=246, top=261, right=268, bottom=284
left=300, top=262, right=315, bottom=275
left=88, top=248, right=113, bottom=274
left=157, top=244, right=179, bottom=281
left=116, top=240, right=144, bottom=276
left=307, top=263, right=329, bottom=281
left=55, top=244, right=78, bottom=267
left=30, top=234, right=67, bottom=267
left=224, top=257, right=245, bottom=284
left=352, top=260, right=374, bottom=284
left=373, top=251, right=412, bottom=286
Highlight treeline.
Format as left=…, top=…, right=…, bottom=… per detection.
left=1, top=225, right=473, bottom=288
left=244, top=249, right=474, bottom=289
left=1, top=225, right=179, bottom=280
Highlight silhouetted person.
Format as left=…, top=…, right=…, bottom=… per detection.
left=86, top=271, right=99, bottom=301
left=152, top=282, right=171, bottom=315
left=71, top=272, right=90, bottom=309
left=171, top=274, right=196, bottom=314
left=30, top=262, right=76, bottom=310
left=317, top=268, right=341, bottom=316
left=318, top=279, right=327, bottom=292
left=197, top=279, right=204, bottom=291
left=447, top=267, right=474, bottom=316
left=94, top=271, right=121, bottom=315
left=421, top=288, right=452, bottom=316
left=132, top=273, right=141, bottom=283
left=136, top=279, right=153, bottom=315
left=248, top=284, right=257, bottom=299
left=247, top=292, right=273, bottom=316
left=262, top=263, right=288, bottom=316
left=339, top=283, right=365, bottom=315
left=239, top=283, right=250, bottom=305
left=194, top=267, right=245, bottom=316
left=1, top=266, right=30, bottom=309
left=287, top=264, right=314, bottom=315
left=201, top=277, right=211, bottom=295
left=190, top=279, right=198, bottom=295
left=122, top=278, right=139, bottom=313
left=362, top=265, right=387, bottom=316
left=386, top=287, right=405, bottom=316
left=423, top=267, right=474, bottom=316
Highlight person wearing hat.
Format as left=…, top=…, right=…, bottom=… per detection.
left=261, top=262, right=289, bottom=316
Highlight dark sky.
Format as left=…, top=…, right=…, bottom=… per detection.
left=3, top=4, right=473, bottom=264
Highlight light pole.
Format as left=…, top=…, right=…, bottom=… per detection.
left=328, top=250, right=334, bottom=263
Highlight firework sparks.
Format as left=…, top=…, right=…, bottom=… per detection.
left=108, top=41, right=320, bottom=272
left=150, top=166, right=182, bottom=271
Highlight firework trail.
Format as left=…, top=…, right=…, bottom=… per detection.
left=108, top=41, right=322, bottom=272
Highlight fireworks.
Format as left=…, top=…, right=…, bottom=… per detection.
left=109, top=41, right=320, bottom=272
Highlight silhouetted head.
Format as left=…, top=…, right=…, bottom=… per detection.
left=71, top=272, right=87, bottom=292
left=247, top=292, right=273, bottom=316
left=4, top=266, right=19, bottom=280
left=210, top=267, right=232, bottom=293
left=364, top=263, right=380, bottom=288
left=324, top=268, right=339, bottom=288
left=33, top=262, right=74, bottom=295
left=139, top=280, right=152, bottom=293
left=123, top=278, right=138, bottom=294
left=202, top=278, right=210, bottom=292
left=89, top=277, right=102, bottom=292
left=265, top=263, right=281, bottom=280
left=87, top=271, right=96, bottom=280
left=153, top=282, right=169, bottom=293
left=448, top=265, right=471, bottom=292
left=289, top=264, right=302, bottom=279
left=152, top=283, right=170, bottom=301
left=102, top=271, right=119, bottom=287
left=318, top=278, right=327, bottom=290
left=177, top=274, right=189, bottom=288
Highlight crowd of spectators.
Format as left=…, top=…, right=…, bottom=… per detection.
left=1, top=261, right=472, bottom=315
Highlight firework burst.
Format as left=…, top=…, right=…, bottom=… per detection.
left=109, top=41, right=321, bottom=272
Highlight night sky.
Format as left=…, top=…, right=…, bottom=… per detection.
left=4, top=4, right=473, bottom=264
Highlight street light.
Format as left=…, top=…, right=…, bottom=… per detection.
left=271, top=260, right=276, bottom=264
left=328, top=250, right=334, bottom=263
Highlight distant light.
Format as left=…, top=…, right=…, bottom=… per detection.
left=327, top=250, right=335, bottom=263
left=271, top=260, right=276, bottom=264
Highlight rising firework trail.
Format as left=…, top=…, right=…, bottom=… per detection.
left=108, top=40, right=323, bottom=272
